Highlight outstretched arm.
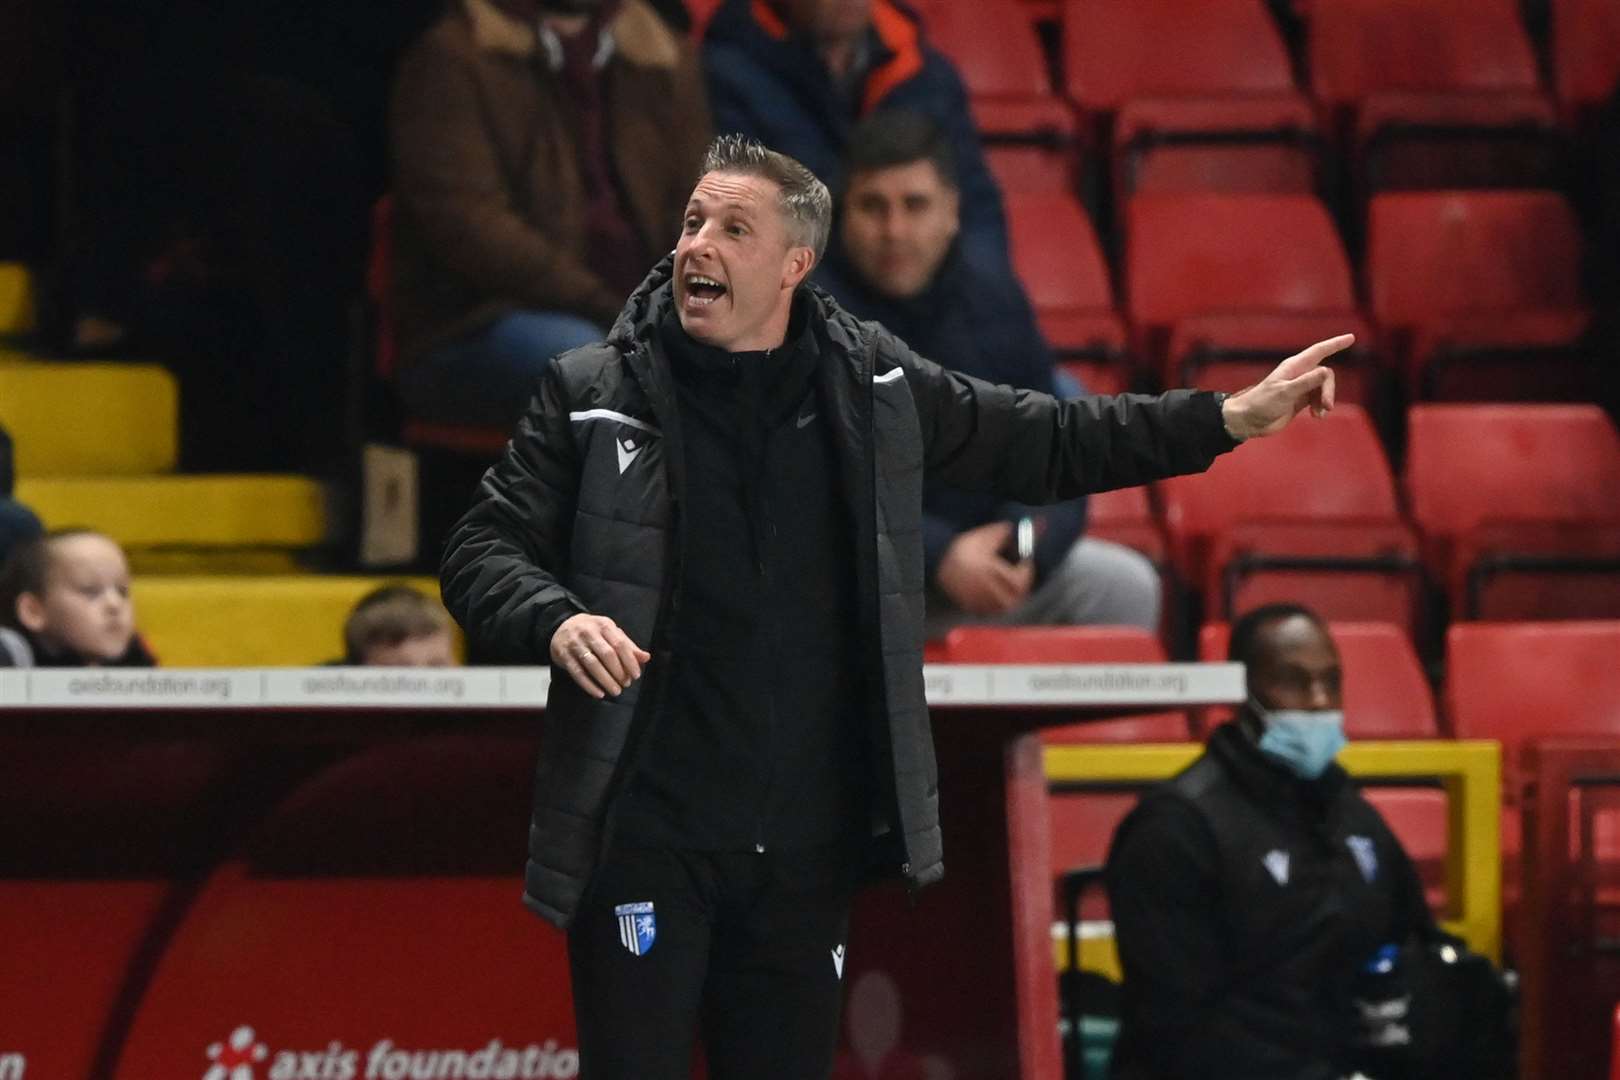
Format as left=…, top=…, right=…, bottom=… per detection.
left=902, top=333, right=1356, bottom=502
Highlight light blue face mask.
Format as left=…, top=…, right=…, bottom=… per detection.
left=1252, top=700, right=1347, bottom=780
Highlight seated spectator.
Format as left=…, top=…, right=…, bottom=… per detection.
left=0, top=423, right=43, bottom=567
left=702, top=0, right=1010, bottom=273
left=0, top=529, right=154, bottom=667
left=1105, top=604, right=1446, bottom=1080
left=390, top=0, right=712, bottom=428
left=821, top=112, right=1159, bottom=631
left=343, top=584, right=458, bottom=666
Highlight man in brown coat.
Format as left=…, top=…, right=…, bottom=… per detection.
left=390, top=0, right=712, bottom=427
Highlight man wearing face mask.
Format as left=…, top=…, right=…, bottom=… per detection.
left=1105, top=604, right=1435, bottom=1080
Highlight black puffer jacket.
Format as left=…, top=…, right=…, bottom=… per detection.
left=440, top=255, right=1237, bottom=927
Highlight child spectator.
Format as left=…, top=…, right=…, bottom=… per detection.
left=0, top=529, right=154, bottom=667
left=343, top=584, right=458, bottom=666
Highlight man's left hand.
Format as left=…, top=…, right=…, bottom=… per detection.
left=1220, top=334, right=1355, bottom=441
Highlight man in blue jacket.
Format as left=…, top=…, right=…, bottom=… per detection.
left=701, top=0, right=1010, bottom=273
left=820, top=111, right=1161, bottom=631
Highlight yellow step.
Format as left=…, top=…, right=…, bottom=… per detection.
left=15, top=475, right=330, bottom=548
left=0, top=361, right=178, bottom=476
left=0, top=264, right=34, bottom=336
left=132, top=575, right=453, bottom=667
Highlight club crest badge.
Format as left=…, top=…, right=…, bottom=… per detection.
left=616, top=901, right=656, bottom=956
left=1262, top=849, right=1291, bottom=886
left=1347, top=835, right=1379, bottom=882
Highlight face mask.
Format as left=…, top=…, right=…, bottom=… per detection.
left=1251, top=700, right=1347, bottom=780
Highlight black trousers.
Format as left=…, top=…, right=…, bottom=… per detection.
left=566, top=843, right=858, bottom=1080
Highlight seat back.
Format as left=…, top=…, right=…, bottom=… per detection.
left=1368, top=191, right=1584, bottom=329
left=1158, top=405, right=1398, bottom=572
left=1553, top=0, right=1620, bottom=111
left=1006, top=191, right=1115, bottom=313
left=940, top=626, right=1190, bottom=742
left=1448, top=622, right=1620, bottom=792
left=1062, top=0, right=1295, bottom=110
left=1114, top=95, right=1319, bottom=198
left=1198, top=621, right=1437, bottom=738
left=1126, top=193, right=1354, bottom=334
left=918, top=0, right=1055, bottom=98
left=1308, top=0, right=1541, bottom=106
left=1406, top=405, right=1620, bottom=540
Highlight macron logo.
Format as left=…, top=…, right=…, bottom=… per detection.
left=1262, top=850, right=1290, bottom=886
left=616, top=437, right=643, bottom=474
left=832, top=944, right=846, bottom=979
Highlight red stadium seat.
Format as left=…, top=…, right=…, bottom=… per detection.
left=1167, top=312, right=1380, bottom=407
left=1448, top=622, right=1620, bottom=762
left=1364, top=787, right=1451, bottom=909
left=1308, top=0, right=1559, bottom=195
left=113, top=737, right=578, bottom=1076
left=1368, top=191, right=1586, bottom=328
left=1405, top=307, right=1600, bottom=403
left=1158, top=405, right=1421, bottom=631
left=1062, top=0, right=1297, bottom=110
left=938, top=626, right=1191, bottom=743
left=1005, top=191, right=1132, bottom=387
left=1352, top=91, right=1562, bottom=194
left=915, top=0, right=1082, bottom=194
left=1553, top=0, right=1620, bottom=115
left=1048, top=790, right=1138, bottom=920
left=1197, top=621, right=1437, bottom=739
left=1084, top=486, right=1165, bottom=566
left=1113, top=94, right=1322, bottom=199
left=1124, top=193, right=1355, bottom=363
left=1405, top=405, right=1620, bottom=620
left=1308, top=0, right=1541, bottom=105
left=1449, top=621, right=1620, bottom=939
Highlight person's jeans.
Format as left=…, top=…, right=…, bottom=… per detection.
left=399, top=310, right=606, bottom=428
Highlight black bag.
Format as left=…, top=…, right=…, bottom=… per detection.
left=1351, top=935, right=1516, bottom=1080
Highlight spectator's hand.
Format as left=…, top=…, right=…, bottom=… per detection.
left=936, top=521, right=1035, bottom=616
left=1220, top=334, right=1354, bottom=440
left=551, top=613, right=651, bottom=699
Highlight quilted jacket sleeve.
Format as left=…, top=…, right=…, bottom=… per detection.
left=440, top=362, right=589, bottom=662
left=892, top=333, right=1239, bottom=502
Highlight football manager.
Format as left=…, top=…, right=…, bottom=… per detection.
left=441, top=134, right=1353, bottom=1080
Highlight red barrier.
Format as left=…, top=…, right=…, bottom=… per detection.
left=1520, top=739, right=1620, bottom=1080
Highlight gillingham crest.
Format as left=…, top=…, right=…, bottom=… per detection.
left=615, top=902, right=656, bottom=956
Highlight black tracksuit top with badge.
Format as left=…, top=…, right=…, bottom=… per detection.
left=612, top=304, right=868, bottom=853
left=1105, top=722, right=1434, bottom=1080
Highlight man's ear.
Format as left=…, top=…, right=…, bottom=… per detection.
left=782, top=245, right=816, bottom=290
left=15, top=592, right=46, bottom=634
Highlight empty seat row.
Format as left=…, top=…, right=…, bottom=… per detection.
left=1162, top=403, right=1620, bottom=629
left=1005, top=187, right=1603, bottom=404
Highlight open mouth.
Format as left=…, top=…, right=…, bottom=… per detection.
left=683, top=273, right=727, bottom=307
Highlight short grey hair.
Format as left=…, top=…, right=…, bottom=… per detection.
left=699, top=135, right=833, bottom=261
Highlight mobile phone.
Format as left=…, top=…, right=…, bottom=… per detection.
left=999, top=516, right=1035, bottom=563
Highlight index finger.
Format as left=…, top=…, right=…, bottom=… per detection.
left=1272, top=333, right=1356, bottom=381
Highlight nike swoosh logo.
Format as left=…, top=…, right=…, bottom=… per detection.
left=796, top=411, right=818, bottom=429
left=616, top=439, right=643, bottom=474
